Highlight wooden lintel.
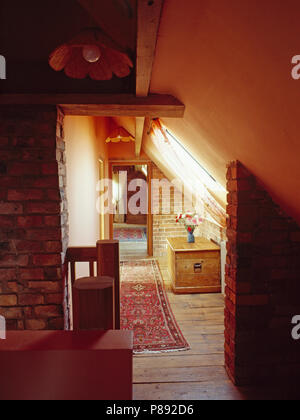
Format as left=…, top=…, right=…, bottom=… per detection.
left=0, top=94, right=185, bottom=118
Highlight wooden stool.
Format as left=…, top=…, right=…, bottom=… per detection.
left=97, top=240, right=120, bottom=329
left=72, top=276, right=114, bottom=331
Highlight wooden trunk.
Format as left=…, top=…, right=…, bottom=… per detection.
left=167, top=237, right=221, bottom=294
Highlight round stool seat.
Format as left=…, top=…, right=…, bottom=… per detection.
left=74, top=276, right=114, bottom=291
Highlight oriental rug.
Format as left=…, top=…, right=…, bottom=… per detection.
left=114, top=227, right=147, bottom=242
left=120, top=259, right=190, bottom=354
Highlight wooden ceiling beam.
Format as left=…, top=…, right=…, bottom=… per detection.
left=136, top=0, right=164, bottom=96
left=135, top=116, right=147, bottom=157
left=135, top=117, right=146, bottom=156
left=0, top=94, right=185, bottom=118
left=135, top=0, right=164, bottom=157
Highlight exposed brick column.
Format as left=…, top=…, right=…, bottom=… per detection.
left=225, top=161, right=300, bottom=385
left=0, top=105, right=68, bottom=330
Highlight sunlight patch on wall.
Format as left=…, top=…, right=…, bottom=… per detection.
left=150, top=119, right=226, bottom=227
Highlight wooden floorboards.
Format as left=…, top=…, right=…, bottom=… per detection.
left=114, top=224, right=148, bottom=260
left=132, top=257, right=236, bottom=400
left=132, top=257, right=294, bottom=400
left=119, top=242, right=148, bottom=259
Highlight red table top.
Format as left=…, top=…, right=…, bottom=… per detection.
left=0, top=330, right=133, bottom=352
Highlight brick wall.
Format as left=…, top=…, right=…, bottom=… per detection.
left=152, top=165, right=225, bottom=257
left=225, top=161, right=300, bottom=385
left=0, top=105, right=68, bottom=330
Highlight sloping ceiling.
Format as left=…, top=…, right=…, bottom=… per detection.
left=2, top=0, right=300, bottom=223
left=77, top=0, right=137, bottom=50
left=147, top=0, right=300, bottom=223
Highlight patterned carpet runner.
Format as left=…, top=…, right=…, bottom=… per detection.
left=120, top=259, right=190, bottom=354
left=114, top=227, right=147, bottom=242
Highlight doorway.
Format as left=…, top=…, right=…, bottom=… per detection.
left=109, top=161, right=153, bottom=259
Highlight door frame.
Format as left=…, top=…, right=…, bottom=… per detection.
left=108, top=160, right=153, bottom=257
left=98, top=157, right=106, bottom=240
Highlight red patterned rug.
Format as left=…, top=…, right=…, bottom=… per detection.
left=114, top=227, right=147, bottom=242
left=120, top=259, right=190, bottom=354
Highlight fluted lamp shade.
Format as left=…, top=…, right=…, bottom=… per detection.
left=106, top=127, right=135, bottom=143
left=49, top=28, right=134, bottom=80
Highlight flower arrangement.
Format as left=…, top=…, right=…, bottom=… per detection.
left=176, top=212, right=202, bottom=243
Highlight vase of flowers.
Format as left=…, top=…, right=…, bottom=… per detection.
left=176, top=212, right=202, bottom=243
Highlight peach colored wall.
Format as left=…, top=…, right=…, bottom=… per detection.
left=150, top=0, right=300, bottom=223
left=65, top=116, right=110, bottom=247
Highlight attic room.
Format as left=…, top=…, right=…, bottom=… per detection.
left=1, top=0, right=300, bottom=402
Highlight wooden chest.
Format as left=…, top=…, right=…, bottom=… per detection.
left=167, top=237, right=221, bottom=294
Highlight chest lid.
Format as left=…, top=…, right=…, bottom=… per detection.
left=167, top=237, right=220, bottom=252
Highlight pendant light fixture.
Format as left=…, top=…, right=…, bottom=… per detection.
left=49, top=28, right=133, bottom=80
left=106, top=127, right=135, bottom=143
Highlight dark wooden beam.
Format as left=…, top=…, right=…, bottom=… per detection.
left=0, top=94, right=185, bottom=118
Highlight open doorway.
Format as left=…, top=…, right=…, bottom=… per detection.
left=110, top=162, right=152, bottom=259
left=64, top=114, right=229, bottom=399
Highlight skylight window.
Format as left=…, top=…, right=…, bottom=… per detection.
left=150, top=119, right=226, bottom=227
left=165, top=129, right=226, bottom=193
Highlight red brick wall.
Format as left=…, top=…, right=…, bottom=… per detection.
left=0, top=105, right=68, bottom=330
left=152, top=165, right=186, bottom=257
left=225, top=161, right=300, bottom=385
